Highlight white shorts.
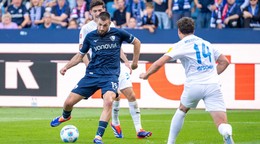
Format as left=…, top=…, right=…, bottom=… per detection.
left=118, top=63, right=132, bottom=90
left=181, top=84, right=226, bottom=112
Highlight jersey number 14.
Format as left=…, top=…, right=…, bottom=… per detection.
left=193, top=43, right=212, bottom=64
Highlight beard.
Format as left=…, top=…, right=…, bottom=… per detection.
left=98, top=30, right=107, bottom=36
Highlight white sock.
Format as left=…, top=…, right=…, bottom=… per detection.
left=111, top=100, right=120, bottom=126
left=167, top=109, right=186, bottom=144
left=129, top=101, right=142, bottom=132
left=218, top=123, right=232, bottom=137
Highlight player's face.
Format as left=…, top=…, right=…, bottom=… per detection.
left=90, top=5, right=105, bottom=22
left=97, top=19, right=111, bottom=36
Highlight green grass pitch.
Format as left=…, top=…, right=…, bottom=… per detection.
left=1, top=107, right=259, bottom=144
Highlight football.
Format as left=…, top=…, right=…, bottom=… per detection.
left=60, top=125, right=79, bottom=143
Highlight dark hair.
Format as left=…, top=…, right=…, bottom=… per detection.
left=98, top=11, right=111, bottom=21
left=177, top=17, right=195, bottom=35
left=146, top=2, right=154, bottom=8
left=90, top=0, right=105, bottom=10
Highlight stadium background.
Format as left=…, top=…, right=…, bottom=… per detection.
left=0, top=29, right=260, bottom=109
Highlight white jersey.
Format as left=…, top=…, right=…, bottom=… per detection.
left=165, top=35, right=221, bottom=85
left=79, top=20, right=132, bottom=89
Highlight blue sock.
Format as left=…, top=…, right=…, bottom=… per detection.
left=96, top=121, right=108, bottom=137
left=62, top=110, right=71, bottom=119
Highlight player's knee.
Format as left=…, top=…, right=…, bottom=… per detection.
left=179, top=104, right=189, bottom=113
left=127, top=94, right=136, bottom=102
left=124, top=90, right=136, bottom=101
left=103, top=98, right=114, bottom=108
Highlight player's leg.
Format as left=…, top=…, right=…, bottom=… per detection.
left=51, top=75, right=96, bottom=127
left=120, top=87, right=152, bottom=138
left=167, top=103, right=189, bottom=144
left=167, top=84, right=202, bottom=144
left=210, top=112, right=234, bottom=144
left=110, top=69, right=125, bottom=138
left=50, top=92, right=84, bottom=127
left=94, top=91, right=117, bottom=144
left=205, top=84, right=234, bottom=144
left=111, top=95, right=123, bottom=138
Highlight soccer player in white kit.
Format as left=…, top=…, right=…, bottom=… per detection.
left=79, top=0, right=152, bottom=139
left=140, top=17, right=234, bottom=144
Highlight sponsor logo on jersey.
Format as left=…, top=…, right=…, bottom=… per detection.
left=197, top=65, right=213, bottom=71
left=92, top=43, right=117, bottom=51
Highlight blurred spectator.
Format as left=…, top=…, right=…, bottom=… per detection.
left=190, top=1, right=199, bottom=21
left=28, top=0, right=45, bottom=29
left=70, top=0, right=90, bottom=28
left=125, top=17, right=140, bottom=28
left=236, top=0, right=250, bottom=10
left=153, top=0, right=172, bottom=29
left=194, top=0, right=216, bottom=28
left=209, top=0, right=223, bottom=28
left=39, top=11, right=56, bottom=29
left=0, top=0, right=12, bottom=10
left=242, top=0, right=260, bottom=27
left=42, top=0, right=56, bottom=12
left=141, top=2, right=158, bottom=33
left=104, top=0, right=117, bottom=17
left=67, top=18, right=78, bottom=29
left=171, top=0, right=192, bottom=28
left=0, top=12, right=18, bottom=29
left=211, top=0, right=242, bottom=29
left=51, top=0, right=70, bottom=29
left=112, top=0, right=127, bottom=28
left=67, top=0, right=76, bottom=10
left=221, top=0, right=242, bottom=28
left=7, top=0, right=30, bottom=29
left=126, top=0, right=146, bottom=27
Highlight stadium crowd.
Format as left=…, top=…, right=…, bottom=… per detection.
left=0, top=0, right=260, bottom=30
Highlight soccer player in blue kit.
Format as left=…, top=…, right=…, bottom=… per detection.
left=50, top=11, right=141, bottom=144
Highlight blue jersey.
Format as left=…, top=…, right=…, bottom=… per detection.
left=80, top=27, right=135, bottom=77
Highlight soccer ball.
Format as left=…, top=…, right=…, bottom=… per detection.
left=60, top=125, right=79, bottom=143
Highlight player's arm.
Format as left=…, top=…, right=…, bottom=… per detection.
left=131, top=38, right=141, bottom=70
left=120, top=49, right=132, bottom=73
left=216, top=54, right=229, bottom=75
left=60, top=35, right=90, bottom=75
left=140, top=55, right=171, bottom=80
left=60, top=53, right=84, bottom=75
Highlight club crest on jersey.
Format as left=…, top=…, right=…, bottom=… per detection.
left=110, top=36, right=115, bottom=41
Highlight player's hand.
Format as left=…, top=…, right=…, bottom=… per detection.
left=60, top=67, right=67, bottom=75
left=131, top=63, right=138, bottom=70
left=139, top=73, right=148, bottom=80
left=125, top=62, right=132, bottom=74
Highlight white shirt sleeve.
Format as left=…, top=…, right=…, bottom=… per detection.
left=79, top=25, right=87, bottom=45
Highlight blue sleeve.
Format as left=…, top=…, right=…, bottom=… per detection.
left=234, top=5, right=242, bottom=16
left=141, top=1, right=146, bottom=10
left=22, top=5, right=28, bottom=15
left=80, top=35, right=90, bottom=54
left=119, top=29, right=135, bottom=43
left=126, top=0, right=132, bottom=13
left=65, top=5, right=70, bottom=16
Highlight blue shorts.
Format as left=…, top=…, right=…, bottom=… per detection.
left=71, top=75, right=119, bottom=99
